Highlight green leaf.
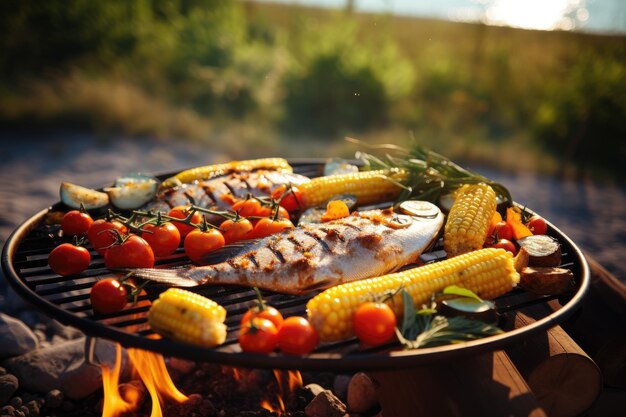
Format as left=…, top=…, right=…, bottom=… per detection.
left=441, top=285, right=483, bottom=303
left=400, top=290, right=417, bottom=337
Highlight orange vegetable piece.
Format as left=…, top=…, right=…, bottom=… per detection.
left=487, top=211, right=503, bottom=238
left=321, top=200, right=350, bottom=222
left=506, top=207, right=533, bottom=240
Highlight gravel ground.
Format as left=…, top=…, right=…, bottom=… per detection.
left=1, top=132, right=625, bottom=288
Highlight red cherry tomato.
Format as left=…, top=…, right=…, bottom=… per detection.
left=250, top=217, right=294, bottom=239
left=353, top=302, right=397, bottom=346
left=277, top=316, right=319, bottom=355
left=48, top=243, right=91, bottom=276
left=272, top=186, right=303, bottom=213
left=527, top=216, right=548, bottom=235
left=219, top=218, right=254, bottom=244
left=142, top=222, right=181, bottom=257
left=231, top=198, right=264, bottom=218
left=493, top=221, right=514, bottom=241
left=88, top=219, right=128, bottom=255
left=238, top=317, right=279, bottom=354
left=241, top=304, right=284, bottom=330
left=167, top=206, right=203, bottom=238
left=490, top=238, right=518, bottom=256
left=61, top=210, right=94, bottom=236
left=90, top=278, right=128, bottom=314
left=104, top=234, right=155, bottom=268
left=184, top=228, right=225, bottom=264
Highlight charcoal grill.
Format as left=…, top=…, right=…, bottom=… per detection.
left=1, top=160, right=590, bottom=371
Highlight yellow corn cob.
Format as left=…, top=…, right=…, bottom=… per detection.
left=298, top=169, right=408, bottom=209
left=148, top=288, right=227, bottom=347
left=307, top=247, right=519, bottom=342
left=443, top=183, right=497, bottom=257
left=161, top=158, right=292, bottom=188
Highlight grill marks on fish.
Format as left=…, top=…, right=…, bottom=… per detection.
left=303, top=231, right=332, bottom=253
left=144, top=170, right=309, bottom=213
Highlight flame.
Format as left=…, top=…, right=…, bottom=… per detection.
left=261, top=370, right=303, bottom=415
left=127, top=347, right=188, bottom=417
left=102, top=344, right=138, bottom=416
left=101, top=343, right=188, bottom=417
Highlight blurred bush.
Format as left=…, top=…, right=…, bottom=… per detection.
left=533, top=52, right=626, bottom=177
left=280, top=17, right=414, bottom=136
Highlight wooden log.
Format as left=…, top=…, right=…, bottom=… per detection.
left=370, top=350, right=547, bottom=417
left=506, top=304, right=602, bottom=417
left=547, top=255, right=626, bottom=389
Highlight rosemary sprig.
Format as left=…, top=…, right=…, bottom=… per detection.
left=396, top=290, right=502, bottom=349
left=348, top=138, right=512, bottom=205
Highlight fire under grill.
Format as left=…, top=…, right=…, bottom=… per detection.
left=1, top=160, right=590, bottom=371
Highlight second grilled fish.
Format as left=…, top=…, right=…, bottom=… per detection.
left=129, top=203, right=444, bottom=295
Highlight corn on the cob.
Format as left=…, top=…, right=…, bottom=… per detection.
left=161, top=158, right=293, bottom=188
left=298, top=169, right=408, bottom=209
left=307, top=247, right=519, bottom=342
left=444, top=183, right=497, bottom=257
left=148, top=288, right=227, bottom=347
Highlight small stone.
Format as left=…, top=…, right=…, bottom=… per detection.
left=7, top=398, right=21, bottom=409
left=0, top=405, right=14, bottom=416
left=18, top=406, right=29, bottom=417
left=0, top=314, right=39, bottom=359
left=347, top=373, right=378, bottom=414
left=304, top=384, right=326, bottom=398
left=13, top=410, right=24, bottom=417
left=25, top=401, right=39, bottom=417
left=186, top=394, right=203, bottom=406
left=44, top=390, right=63, bottom=409
left=118, top=382, right=146, bottom=408
left=0, top=369, right=6, bottom=376
left=332, top=375, right=351, bottom=402
left=304, top=390, right=347, bottom=417
left=0, top=374, right=19, bottom=406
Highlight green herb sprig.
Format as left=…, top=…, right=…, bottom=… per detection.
left=396, top=290, right=502, bottom=349
left=347, top=138, right=512, bottom=206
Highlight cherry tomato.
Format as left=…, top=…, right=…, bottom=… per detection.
left=353, top=302, right=397, bottom=346
left=527, top=216, right=548, bottom=235
left=238, top=317, right=279, bottom=354
left=48, top=243, right=91, bottom=276
left=231, top=198, right=264, bottom=218
left=61, top=210, right=94, bottom=236
left=167, top=206, right=203, bottom=238
left=277, top=316, right=319, bottom=355
left=90, top=278, right=128, bottom=314
left=184, top=228, right=225, bottom=264
left=104, top=234, right=155, bottom=268
left=220, top=218, right=254, bottom=244
left=272, top=186, right=303, bottom=213
left=490, top=238, right=518, bottom=256
left=142, top=222, right=181, bottom=257
left=250, top=217, right=294, bottom=239
left=241, top=304, right=284, bottom=330
left=493, top=221, right=514, bottom=241
left=88, top=219, right=128, bottom=255
left=256, top=205, right=289, bottom=220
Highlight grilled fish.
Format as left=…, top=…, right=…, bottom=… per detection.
left=128, top=203, right=444, bottom=295
left=144, top=169, right=310, bottom=214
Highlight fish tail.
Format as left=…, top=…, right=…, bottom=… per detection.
left=122, top=268, right=199, bottom=287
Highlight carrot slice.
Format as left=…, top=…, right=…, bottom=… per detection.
left=506, top=207, right=533, bottom=240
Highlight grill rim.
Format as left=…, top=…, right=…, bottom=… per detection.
left=1, top=160, right=590, bottom=371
